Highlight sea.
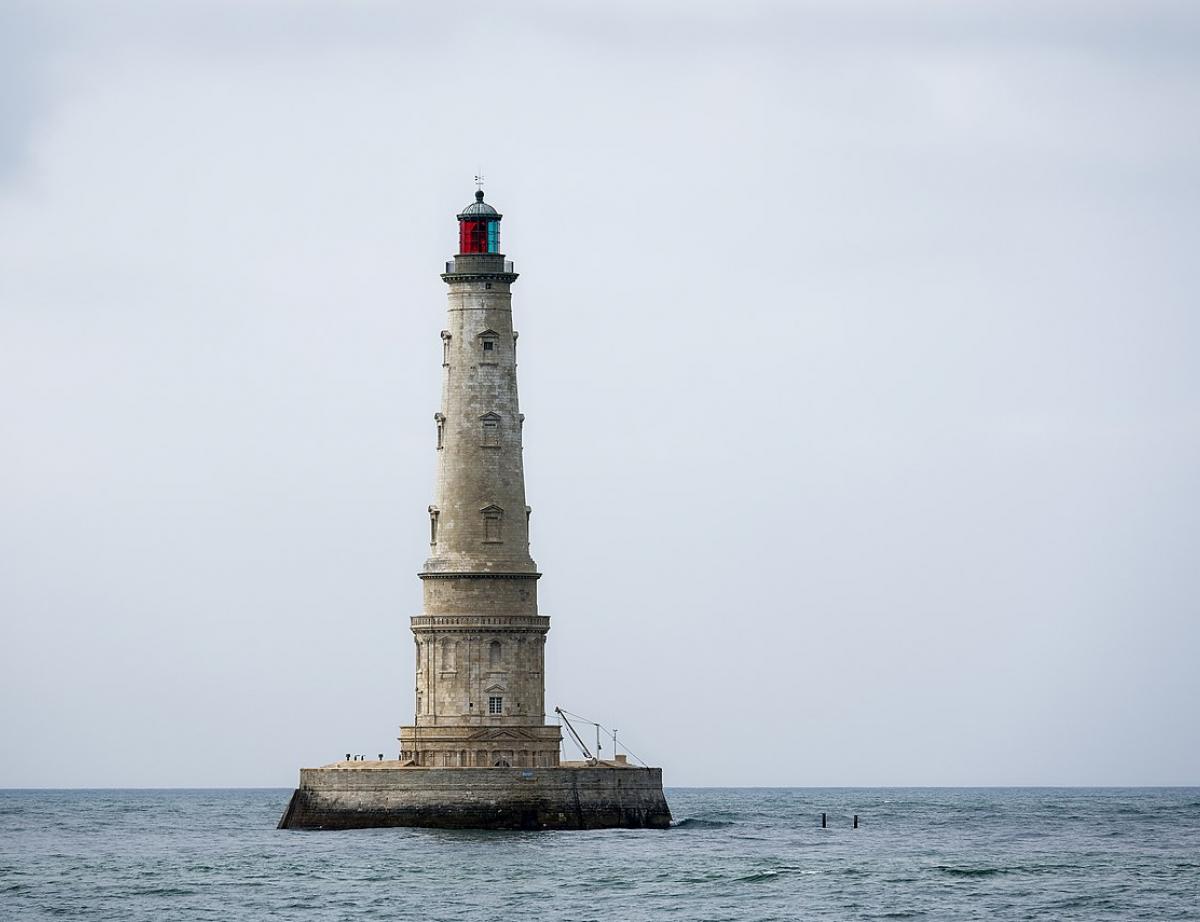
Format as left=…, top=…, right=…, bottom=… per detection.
left=1, top=787, right=1197, bottom=920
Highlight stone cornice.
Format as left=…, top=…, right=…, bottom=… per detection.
left=419, top=571, right=541, bottom=580
left=441, top=272, right=519, bottom=284
left=410, top=615, right=550, bottom=634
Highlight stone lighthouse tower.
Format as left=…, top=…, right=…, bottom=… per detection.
left=278, top=188, right=670, bottom=830
left=398, top=190, right=562, bottom=769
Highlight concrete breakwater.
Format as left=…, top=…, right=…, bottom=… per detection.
left=278, top=761, right=671, bottom=830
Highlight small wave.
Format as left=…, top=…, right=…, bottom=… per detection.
left=735, top=870, right=779, bottom=883
left=121, top=887, right=198, bottom=897
left=672, top=818, right=733, bottom=829
left=935, top=866, right=1008, bottom=878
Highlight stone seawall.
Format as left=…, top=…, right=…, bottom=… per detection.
left=278, top=763, right=671, bottom=830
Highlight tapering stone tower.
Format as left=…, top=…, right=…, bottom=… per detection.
left=398, top=190, right=562, bottom=769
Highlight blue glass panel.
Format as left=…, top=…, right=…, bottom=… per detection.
left=487, top=220, right=499, bottom=253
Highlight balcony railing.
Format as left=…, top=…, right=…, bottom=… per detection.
left=444, top=259, right=516, bottom=275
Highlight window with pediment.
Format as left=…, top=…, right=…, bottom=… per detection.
left=480, top=412, right=501, bottom=448
left=478, top=330, right=499, bottom=364
left=481, top=504, right=503, bottom=543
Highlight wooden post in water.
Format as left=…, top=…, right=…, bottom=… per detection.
left=853, top=814, right=859, bottom=829
left=821, top=812, right=827, bottom=828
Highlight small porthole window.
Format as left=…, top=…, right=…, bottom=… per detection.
left=488, top=696, right=503, bottom=715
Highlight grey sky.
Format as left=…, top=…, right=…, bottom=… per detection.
left=1, top=0, right=1197, bottom=787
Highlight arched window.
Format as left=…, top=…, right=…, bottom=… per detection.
left=440, top=330, right=451, bottom=366
left=428, top=505, right=439, bottom=544
left=434, top=413, right=445, bottom=450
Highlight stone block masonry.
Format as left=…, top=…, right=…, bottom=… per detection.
left=278, top=763, right=671, bottom=830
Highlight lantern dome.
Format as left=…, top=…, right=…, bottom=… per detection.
left=457, top=190, right=500, bottom=219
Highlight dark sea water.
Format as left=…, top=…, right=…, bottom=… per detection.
left=1, top=787, right=1198, bottom=920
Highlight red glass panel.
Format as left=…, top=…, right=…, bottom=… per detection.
left=459, top=220, right=489, bottom=253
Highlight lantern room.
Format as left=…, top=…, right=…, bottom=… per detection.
left=457, top=189, right=502, bottom=254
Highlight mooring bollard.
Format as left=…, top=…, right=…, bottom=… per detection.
left=346, top=753, right=351, bottom=761
left=379, top=753, right=384, bottom=761
left=822, top=812, right=827, bottom=828
left=853, top=814, right=859, bottom=829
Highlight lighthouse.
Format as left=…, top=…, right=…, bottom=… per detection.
left=278, top=188, right=670, bottom=830
left=398, top=189, right=561, bottom=769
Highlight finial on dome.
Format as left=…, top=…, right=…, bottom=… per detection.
left=475, top=189, right=485, bottom=202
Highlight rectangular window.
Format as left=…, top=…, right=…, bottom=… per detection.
left=488, top=696, right=503, bottom=715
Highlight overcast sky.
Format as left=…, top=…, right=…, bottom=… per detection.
left=1, top=0, right=1197, bottom=788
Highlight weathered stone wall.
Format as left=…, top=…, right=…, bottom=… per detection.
left=278, top=764, right=672, bottom=830
left=424, top=269, right=533, bottom=575
left=421, top=574, right=538, bottom=615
